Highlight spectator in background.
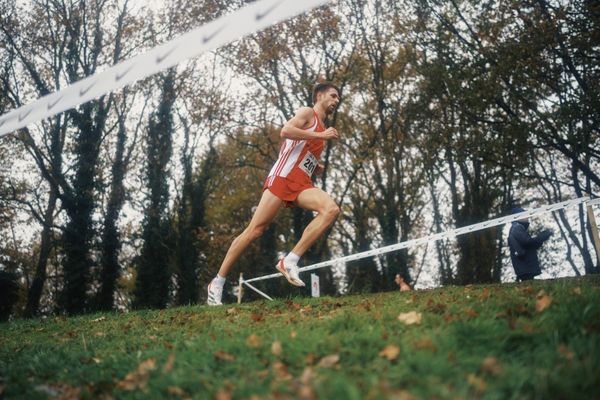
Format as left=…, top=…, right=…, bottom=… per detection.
left=507, top=207, right=553, bottom=281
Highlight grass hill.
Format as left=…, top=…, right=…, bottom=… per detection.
left=1, top=276, right=600, bottom=399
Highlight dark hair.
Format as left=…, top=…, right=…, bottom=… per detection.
left=312, top=82, right=340, bottom=105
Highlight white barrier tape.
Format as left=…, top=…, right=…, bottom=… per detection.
left=0, top=0, right=332, bottom=137
left=242, top=280, right=274, bottom=301
left=588, top=198, right=600, bottom=207
left=243, top=196, right=589, bottom=284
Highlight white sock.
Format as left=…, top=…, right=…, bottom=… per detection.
left=213, top=274, right=226, bottom=286
left=284, top=252, right=301, bottom=266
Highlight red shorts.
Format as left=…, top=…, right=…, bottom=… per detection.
left=263, top=176, right=314, bottom=208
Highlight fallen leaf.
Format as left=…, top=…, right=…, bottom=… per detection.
left=163, top=353, right=176, bottom=373
left=290, top=330, right=298, bottom=339
left=464, top=308, right=478, bottom=318
left=271, top=340, right=282, bottom=356
left=479, top=288, right=491, bottom=301
left=572, top=287, right=581, bottom=295
left=94, top=331, right=106, bottom=337
left=467, top=373, right=487, bottom=394
left=519, top=286, right=536, bottom=295
left=117, top=358, right=156, bottom=391
left=272, top=361, right=292, bottom=381
left=250, top=313, right=264, bottom=322
left=521, top=323, right=535, bottom=333
left=299, top=305, right=313, bottom=314
left=397, top=311, right=422, bottom=325
left=215, top=388, right=232, bottom=400
left=414, top=338, right=437, bottom=352
left=536, top=294, right=553, bottom=312
left=389, top=390, right=417, bottom=400
left=34, top=383, right=81, bottom=398
left=214, top=351, right=236, bottom=362
left=299, top=367, right=316, bottom=385
left=297, top=385, right=316, bottom=400
left=246, top=334, right=261, bottom=348
left=317, top=354, right=340, bottom=368
left=480, top=357, right=503, bottom=376
left=226, top=308, right=237, bottom=315
left=558, top=344, right=574, bottom=361
left=379, top=344, right=401, bottom=361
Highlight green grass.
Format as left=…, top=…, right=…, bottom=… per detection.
left=2, top=276, right=600, bottom=399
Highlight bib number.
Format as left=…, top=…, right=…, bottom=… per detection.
left=299, top=152, right=318, bottom=176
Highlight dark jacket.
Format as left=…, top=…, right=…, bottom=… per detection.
left=508, top=221, right=552, bottom=278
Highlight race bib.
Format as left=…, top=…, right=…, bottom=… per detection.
left=299, top=151, right=318, bottom=176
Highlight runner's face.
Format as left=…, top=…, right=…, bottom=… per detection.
left=319, top=88, right=340, bottom=115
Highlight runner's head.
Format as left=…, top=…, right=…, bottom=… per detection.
left=313, top=82, right=340, bottom=114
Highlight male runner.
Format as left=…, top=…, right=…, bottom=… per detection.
left=207, top=82, right=341, bottom=305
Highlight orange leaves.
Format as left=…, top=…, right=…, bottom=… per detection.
left=271, top=340, right=282, bottom=356
left=317, top=354, right=340, bottom=369
left=379, top=344, right=401, bottom=361
left=463, top=307, right=479, bottom=318
left=480, top=357, right=503, bottom=376
left=250, top=313, right=265, bottom=323
left=558, top=344, right=575, bottom=361
left=246, top=334, right=261, bottom=348
left=117, top=358, right=156, bottom=391
left=414, top=338, right=437, bottom=353
left=467, top=373, right=487, bottom=394
left=397, top=311, right=422, bottom=325
left=162, top=353, right=176, bottom=373
left=536, top=290, right=553, bottom=312
left=214, top=351, right=236, bottom=362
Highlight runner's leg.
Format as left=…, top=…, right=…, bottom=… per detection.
left=217, top=190, right=283, bottom=277
left=291, top=188, right=340, bottom=256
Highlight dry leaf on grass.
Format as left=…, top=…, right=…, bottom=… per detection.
left=250, top=313, right=264, bottom=323
left=317, top=354, right=340, bottom=368
left=572, top=287, right=582, bottom=295
left=379, top=344, right=401, bottom=361
left=467, top=373, right=487, bottom=393
left=272, top=361, right=293, bottom=381
left=246, top=334, right=261, bottom=348
left=397, top=311, right=422, bottom=325
left=167, top=386, right=190, bottom=399
left=163, top=353, right=176, bottom=373
left=558, top=344, right=575, bottom=361
left=536, top=294, right=553, bottom=312
left=214, top=351, right=236, bottom=362
left=414, top=338, right=437, bottom=352
left=215, top=388, right=232, bottom=400
left=480, top=357, right=503, bottom=376
left=271, top=340, right=282, bottom=356
left=464, top=308, right=479, bottom=318
left=226, top=308, right=237, bottom=315
left=117, top=358, right=156, bottom=391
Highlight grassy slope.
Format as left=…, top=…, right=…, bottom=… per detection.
left=1, top=276, right=600, bottom=400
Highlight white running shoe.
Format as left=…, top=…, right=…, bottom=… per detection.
left=276, top=258, right=305, bottom=287
left=207, top=280, right=223, bottom=306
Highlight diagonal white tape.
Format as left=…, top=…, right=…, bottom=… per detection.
left=243, top=196, right=589, bottom=284
left=0, top=0, right=332, bottom=137
left=588, top=198, right=600, bottom=207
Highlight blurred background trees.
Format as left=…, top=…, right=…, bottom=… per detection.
left=0, top=0, right=597, bottom=317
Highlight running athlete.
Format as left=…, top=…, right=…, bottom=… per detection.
left=207, top=82, right=341, bottom=305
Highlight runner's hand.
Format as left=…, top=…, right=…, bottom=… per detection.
left=314, top=163, right=325, bottom=176
left=321, top=127, right=339, bottom=140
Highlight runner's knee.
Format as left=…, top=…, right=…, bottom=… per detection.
left=323, top=203, right=340, bottom=222
left=247, top=224, right=266, bottom=240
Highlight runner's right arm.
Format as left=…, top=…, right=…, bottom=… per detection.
left=281, top=107, right=338, bottom=140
